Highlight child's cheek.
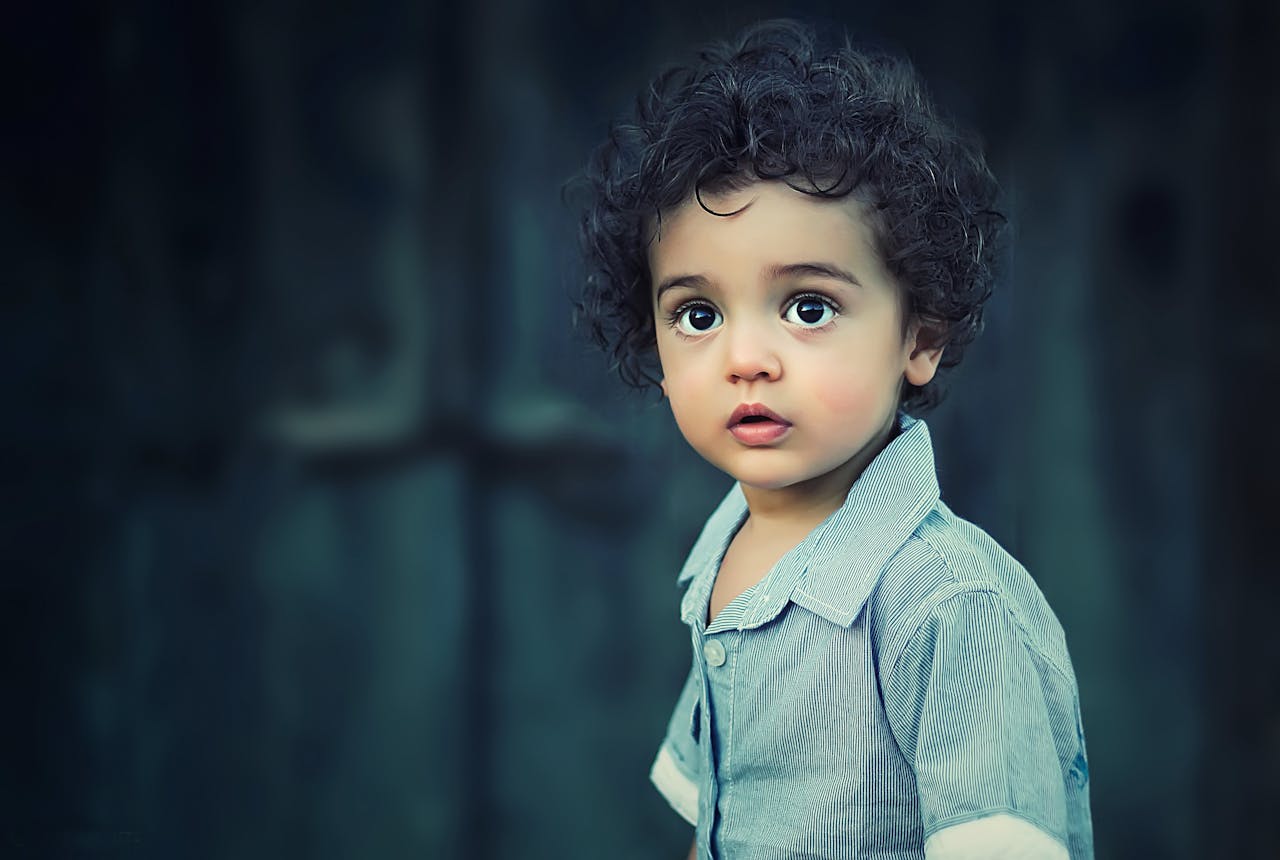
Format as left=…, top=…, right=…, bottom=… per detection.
left=809, top=375, right=900, bottom=443
left=813, top=375, right=877, bottom=418
left=665, top=379, right=709, bottom=443
left=806, top=344, right=903, bottom=422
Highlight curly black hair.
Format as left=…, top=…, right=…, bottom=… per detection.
left=573, top=19, right=1005, bottom=414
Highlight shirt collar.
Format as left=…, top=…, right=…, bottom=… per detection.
left=676, top=413, right=941, bottom=629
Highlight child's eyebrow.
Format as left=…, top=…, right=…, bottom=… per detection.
left=764, top=262, right=862, bottom=288
left=655, top=262, right=862, bottom=301
left=654, top=273, right=712, bottom=301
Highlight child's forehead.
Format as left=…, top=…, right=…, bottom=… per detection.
left=647, top=180, right=883, bottom=272
left=644, top=180, right=905, bottom=311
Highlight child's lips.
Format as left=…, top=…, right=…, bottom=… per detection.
left=727, top=403, right=792, bottom=445
left=729, top=420, right=791, bottom=445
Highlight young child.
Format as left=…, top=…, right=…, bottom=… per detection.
left=575, top=19, right=1093, bottom=860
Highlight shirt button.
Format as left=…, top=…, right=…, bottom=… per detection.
left=703, top=639, right=726, bottom=667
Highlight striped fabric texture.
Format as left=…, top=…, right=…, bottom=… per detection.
left=650, top=415, right=1094, bottom=859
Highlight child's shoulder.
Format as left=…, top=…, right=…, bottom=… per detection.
left=867, top=500, right=1075, bottom=682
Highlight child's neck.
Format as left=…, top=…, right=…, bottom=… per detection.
left=738, top=481, right=849, bottom=539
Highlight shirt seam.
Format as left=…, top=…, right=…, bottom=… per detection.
left=791, top=586, right=848, bottom=621
left=880, top=581, right=987, bottom=691
left=908, top=527, right=1077, bottom=689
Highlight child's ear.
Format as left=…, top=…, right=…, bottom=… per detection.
left=904, top=321, right=945, bottom=387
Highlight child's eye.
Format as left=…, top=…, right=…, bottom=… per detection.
left=672, top=303, right=723, bottom=335
left=783, top=295, right=839, bottom=327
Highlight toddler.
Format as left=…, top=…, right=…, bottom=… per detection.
left=575, top=19, right=1093, bottom=860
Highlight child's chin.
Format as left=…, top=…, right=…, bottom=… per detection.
left=728, top=469, right=806, bottom=491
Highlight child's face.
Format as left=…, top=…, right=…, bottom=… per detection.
left=649, top=181, right=941, bottom=494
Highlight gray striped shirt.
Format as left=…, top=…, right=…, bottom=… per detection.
left=650, top=415, right=1094, bottom=859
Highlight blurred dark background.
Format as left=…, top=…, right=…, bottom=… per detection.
left=3, top=0, right=1276, bottom=858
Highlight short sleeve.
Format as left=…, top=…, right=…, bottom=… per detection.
left=883, top=590, right=1071, bottom=847
left=648, top=658, right=703, bottom=826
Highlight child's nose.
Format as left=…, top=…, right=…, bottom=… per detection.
left=723, top=321, right=782, bottom=383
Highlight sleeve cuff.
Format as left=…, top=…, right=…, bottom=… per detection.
left=925, top=813, right=1068, bottom=860
left=649, top=744, right=699, bottom=826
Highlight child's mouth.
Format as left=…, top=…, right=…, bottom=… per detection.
left=728, top=404, right=792, bottom=445
left=729, top=418, right=791, bottom=444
